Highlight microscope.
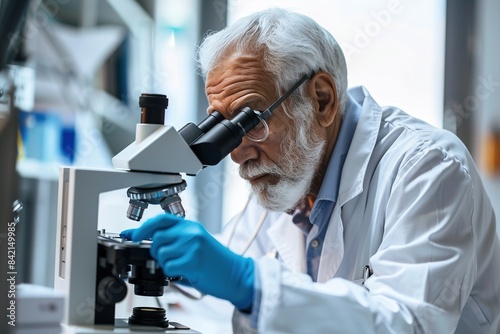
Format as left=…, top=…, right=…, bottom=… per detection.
left=54, top=93, right=264, bottom=333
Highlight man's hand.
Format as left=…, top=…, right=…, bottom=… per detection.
left=121, top=213, right=254, bottom=310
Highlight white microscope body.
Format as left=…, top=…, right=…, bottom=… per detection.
left=54, top=92, right=261, bottom=333
left=54, top=94, right=204, bottom=333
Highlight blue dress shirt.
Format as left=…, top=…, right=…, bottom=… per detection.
left=307, top=94, right=361, bottom=281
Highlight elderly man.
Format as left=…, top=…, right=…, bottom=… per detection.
left=123, top=8, right=500, bottom=333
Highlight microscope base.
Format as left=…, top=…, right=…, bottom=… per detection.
left=62, top=319, right=201, bottom=333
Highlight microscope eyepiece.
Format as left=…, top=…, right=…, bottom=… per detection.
left=139, top=93, right=168, bottom=125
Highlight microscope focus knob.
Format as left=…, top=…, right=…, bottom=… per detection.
left=97, top=275, right=128, bottom=305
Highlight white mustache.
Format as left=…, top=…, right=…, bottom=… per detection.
left=239, top=161, right=282, bottom=180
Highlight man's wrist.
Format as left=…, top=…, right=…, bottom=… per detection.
left=231, top=257, right=255, bottom=310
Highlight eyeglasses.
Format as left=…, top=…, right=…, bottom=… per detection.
left=245, top=72, right=314, bottom=142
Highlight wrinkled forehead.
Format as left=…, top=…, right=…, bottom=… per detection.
left=205, top=53, right=276, bottom=98
left=205, top=53, right=278, bottom=116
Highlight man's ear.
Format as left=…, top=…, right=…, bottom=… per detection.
left=308, top=71, right=339, bottom=128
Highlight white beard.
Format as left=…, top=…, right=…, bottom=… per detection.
left=239, top=102, right=325, bottom=212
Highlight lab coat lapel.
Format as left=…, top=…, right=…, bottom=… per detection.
left=317, top=205, right=344, bottom=283
left=317, top=86, right=383, bottom=283
left=266, top=213, right=307, bottom=274
left=338, top=86, right=382, bottom=204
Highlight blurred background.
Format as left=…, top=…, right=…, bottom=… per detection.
left=0, top=0, right=499, bottom=301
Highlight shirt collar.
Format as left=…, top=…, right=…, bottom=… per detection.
left=309, top=93, right=361, bottom=226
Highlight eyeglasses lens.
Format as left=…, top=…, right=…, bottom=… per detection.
left=245, top=112, right=269, bottom=142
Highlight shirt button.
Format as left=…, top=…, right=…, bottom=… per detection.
left=311, top=239, right=320, bottom=248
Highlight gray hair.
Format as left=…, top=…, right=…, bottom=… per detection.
left=197, top=7, right=349, bottom=114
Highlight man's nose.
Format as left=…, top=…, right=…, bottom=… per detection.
left=230, top=136, right=258, bottom=165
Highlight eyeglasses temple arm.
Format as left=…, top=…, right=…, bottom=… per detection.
left=260, top=71, right=315, bottom=120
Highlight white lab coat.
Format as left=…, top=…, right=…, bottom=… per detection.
left=221, top=86, right=500, bottom=333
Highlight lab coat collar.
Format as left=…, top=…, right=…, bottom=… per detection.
left=266, top=87, right=382, bottom=280
left=337, top=86, right=382, bottom=206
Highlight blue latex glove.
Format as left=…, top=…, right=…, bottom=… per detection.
left=126, top=213, right=255, bottom=310
left=119, top=228, right=135, bottom=240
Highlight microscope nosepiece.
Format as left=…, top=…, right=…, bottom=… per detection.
left=126, top=181, right=187, bottom=221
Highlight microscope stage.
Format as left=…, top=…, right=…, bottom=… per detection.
left=62, top=319, right=201, bottom=333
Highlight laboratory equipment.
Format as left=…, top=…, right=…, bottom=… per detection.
left=54, top=93, right=263, bottom=333
left=16, top=283, right=65, bottom=334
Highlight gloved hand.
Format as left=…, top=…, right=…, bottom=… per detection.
left=122, top=213, right=255, bottom=310
left=119, top=228, right=135, bottom=240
